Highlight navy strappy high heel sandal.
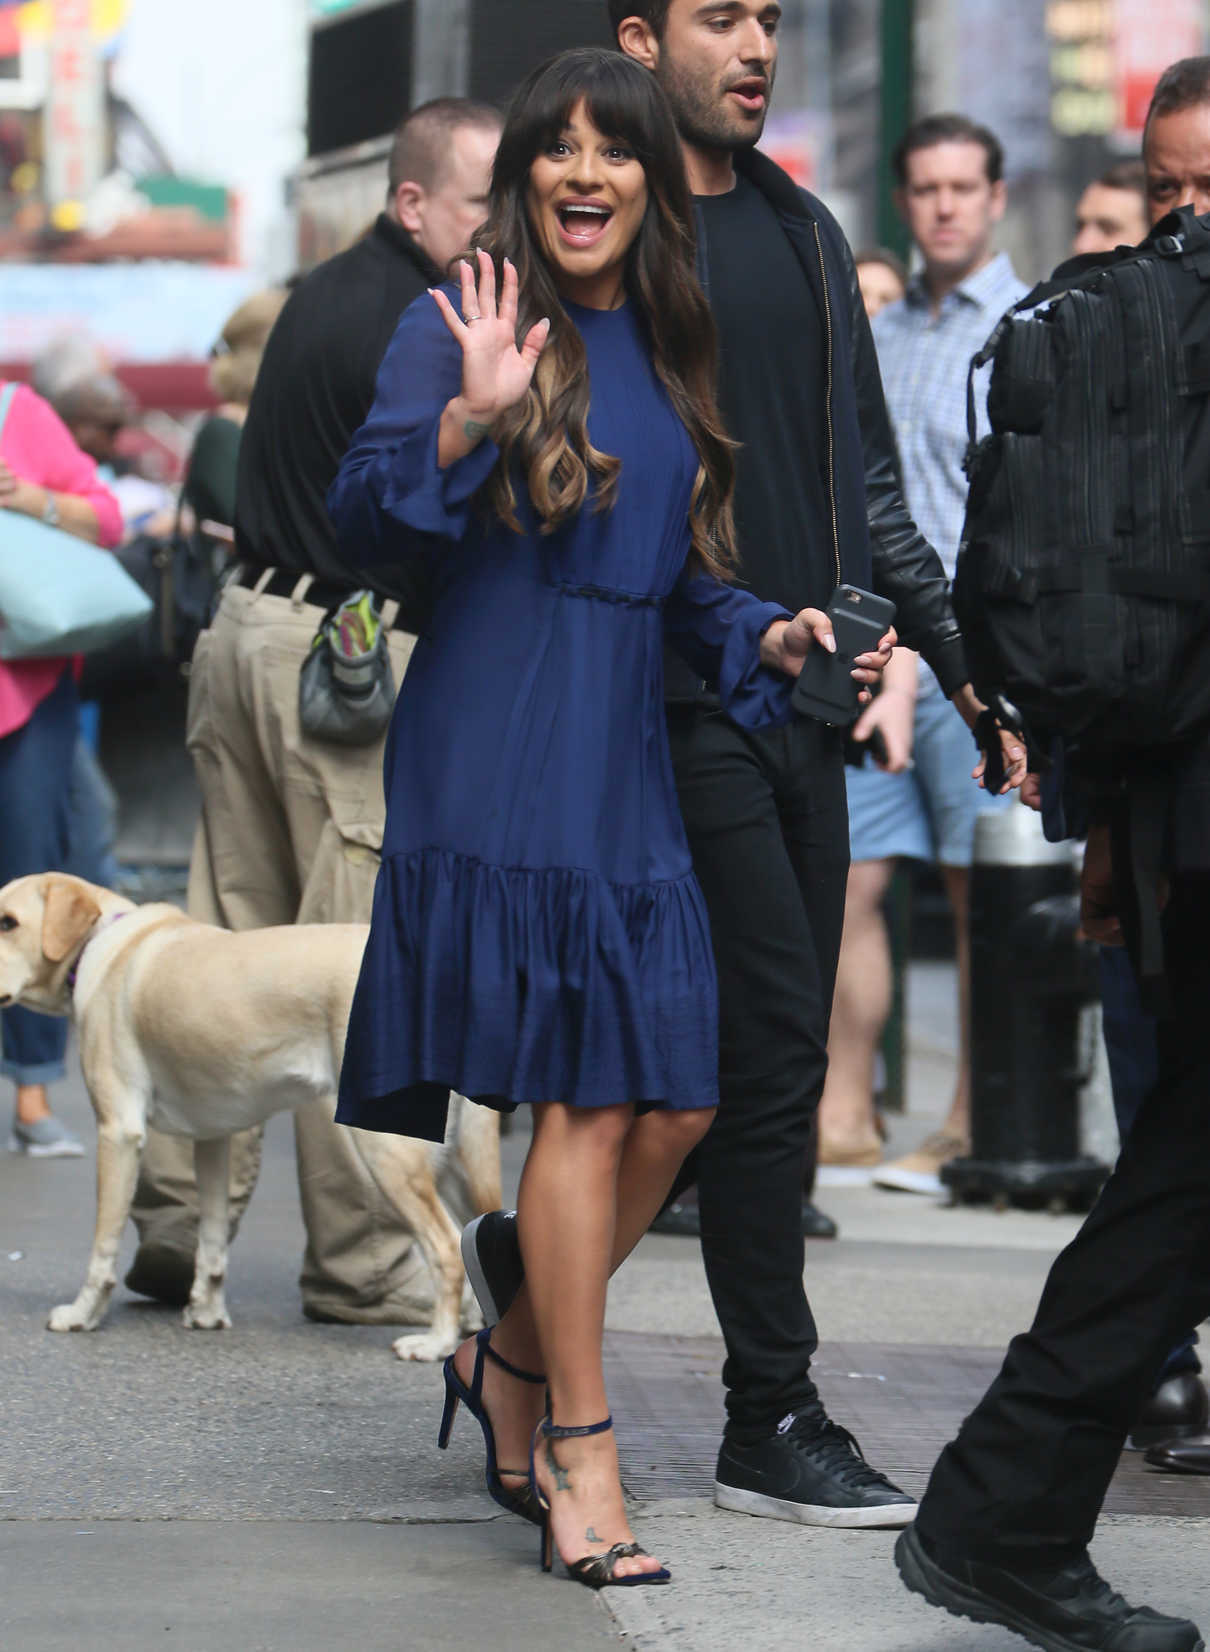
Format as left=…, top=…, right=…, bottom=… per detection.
left=438, top=1327, right=546, bottom=1525
left=530, top=1415, right=671, bottom=1589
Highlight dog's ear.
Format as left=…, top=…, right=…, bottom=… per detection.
left=41, top=877, right=102, bottom=964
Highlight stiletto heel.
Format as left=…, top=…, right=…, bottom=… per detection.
left=437, top=1384, right=459, bottom=1450
left=529, top=1415, right=671, bottom=1589
left=438, top=1327, right=546, bottom=1524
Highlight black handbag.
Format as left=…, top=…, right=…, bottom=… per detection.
left=79, top=514, right=230, bottom=695
left=298, top=590, right=398, bottom=746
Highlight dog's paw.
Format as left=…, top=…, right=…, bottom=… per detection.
left=182, top=1302, right=232, bottom=1331
left=391, top=1329, right=458, bottom=1363
left=47, top=1301, right=100, bottom=1332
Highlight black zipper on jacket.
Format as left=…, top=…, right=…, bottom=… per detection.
left=811, top=219, right=842, bottom=589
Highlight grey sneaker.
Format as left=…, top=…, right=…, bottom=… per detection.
left=8, top=1115, right=86, bottom=1158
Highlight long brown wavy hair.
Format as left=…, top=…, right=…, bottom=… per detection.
left=468, top=48, right=736, bottom=577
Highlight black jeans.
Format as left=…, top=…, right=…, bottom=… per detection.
left=666, top=705, right=849, bottom=1440
left=916, top=872, right=1210, bottom=1567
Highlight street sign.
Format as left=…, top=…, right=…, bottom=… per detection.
left=42, top=0, right=105, bottom=227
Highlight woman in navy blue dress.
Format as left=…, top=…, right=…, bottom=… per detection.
left=329, top=50, right=892, bottom=1588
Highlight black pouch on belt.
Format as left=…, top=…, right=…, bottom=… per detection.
left=298, top=590, right=397, bottom=747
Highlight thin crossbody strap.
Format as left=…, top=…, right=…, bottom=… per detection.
left=0, top=381, right=17, bottom=443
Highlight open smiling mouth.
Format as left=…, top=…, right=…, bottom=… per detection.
left=556, top=202, right=614, bottom=248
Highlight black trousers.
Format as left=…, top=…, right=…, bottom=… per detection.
left=666, top=706, right=849, bottom=1440
left=916, top=871, right=1210, bottom=1567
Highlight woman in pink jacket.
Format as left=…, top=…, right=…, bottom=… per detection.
left=0, top=380, right=122, bottom=1156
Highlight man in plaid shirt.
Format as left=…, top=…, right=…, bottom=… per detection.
left=817, top=114, right=1026, bottom=1193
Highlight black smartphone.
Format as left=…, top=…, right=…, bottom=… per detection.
left=791, top=585, right=897, bottom=727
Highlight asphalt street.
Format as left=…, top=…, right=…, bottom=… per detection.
left=3, top=962, right=1208, bottom=1652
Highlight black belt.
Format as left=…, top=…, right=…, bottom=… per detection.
left=232, top=564, right=410, bottom=628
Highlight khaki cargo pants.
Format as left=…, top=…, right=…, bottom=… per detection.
left=128, top=576, right=436, bottom=1323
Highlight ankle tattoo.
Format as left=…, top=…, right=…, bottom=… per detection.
left=586, top=1526, right=602, bottom=1543
left=545, top=1438, right=572, bottom=1492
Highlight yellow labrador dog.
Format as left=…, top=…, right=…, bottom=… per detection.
left=0, top=873, right=500, bottom=1360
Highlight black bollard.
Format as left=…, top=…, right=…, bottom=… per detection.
left=942, top=804, right=1109, bottom=1212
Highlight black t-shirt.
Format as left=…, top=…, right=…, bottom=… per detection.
left=234, top=214, right=439, bottom=617
left=696, top=174, right=835, bottom=615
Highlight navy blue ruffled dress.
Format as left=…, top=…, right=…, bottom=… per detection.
left=329, top=289, right=794, bottom=1143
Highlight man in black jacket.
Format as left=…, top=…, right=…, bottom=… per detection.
left=611, top=0, right=1021, bottom=1525
left=125, top=99, right=502, bottom=1325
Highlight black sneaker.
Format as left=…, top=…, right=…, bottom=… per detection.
left=650, top=1198, right=839, bottom=1241
left=649, top=1197, right=701, bottom=1237
left=124, top=1243, right=194, bottom=1307
left=714, top=1400, right=917, bottom=1528
left=461, top=1210, right=523, bottom=1326
left=895, top=1523, right=1205, bottom=1651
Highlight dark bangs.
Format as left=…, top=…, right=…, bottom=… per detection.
left=492, top=48, right=689, bottom=222
left=469, top=46, right=736, bottom=576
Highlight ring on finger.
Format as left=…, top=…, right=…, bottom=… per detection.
left=464, top=312, right=482, bottom=325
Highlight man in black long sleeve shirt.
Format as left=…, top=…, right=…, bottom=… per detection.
left=126, top=100, right=502, bottom=1323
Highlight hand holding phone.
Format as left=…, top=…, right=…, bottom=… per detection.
left=791, top=585, right=898, bottom=727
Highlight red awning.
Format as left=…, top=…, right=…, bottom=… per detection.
left=0, top=360, right=218, bottom=414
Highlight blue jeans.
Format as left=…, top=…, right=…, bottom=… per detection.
left=0, top=669, right=78, bottom=1084
left=1099, top=945, right=1200, bottom=1382
left=67, top=727, right=121, bottom=890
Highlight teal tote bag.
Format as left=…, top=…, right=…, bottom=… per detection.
left=0, top=382, right=153, bottom=660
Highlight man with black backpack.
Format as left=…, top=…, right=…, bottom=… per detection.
left=895, top=59, right=1210, bottom=1652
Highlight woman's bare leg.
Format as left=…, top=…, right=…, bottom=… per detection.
left=15, top=1083, right=53, bottom=1125
left=818, top=858, right=895, bottom=1155
left=455, top=1102, right=713, bottom=1573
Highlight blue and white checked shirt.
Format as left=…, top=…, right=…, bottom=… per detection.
left=872, top=252, right=1028, bottom=690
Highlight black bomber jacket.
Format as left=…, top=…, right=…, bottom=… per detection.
left=689, top=146, right=970, bottom=701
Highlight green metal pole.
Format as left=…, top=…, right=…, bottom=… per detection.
left=877, top=0, right=915, bottom=260
left=873, top=0, right=916, bottom=1116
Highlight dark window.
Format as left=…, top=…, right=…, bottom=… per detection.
left=308, top=0, right=414, bottom=158
left=467, top=0, right=614, bottom=106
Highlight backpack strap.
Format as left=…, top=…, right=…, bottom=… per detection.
left=964, top=288, right=1058, bottom=462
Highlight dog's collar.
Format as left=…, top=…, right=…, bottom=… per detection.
left=66, top=912, right=128, bottom=995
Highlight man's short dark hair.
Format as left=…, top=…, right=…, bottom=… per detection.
left=1144, top=56, right=1210, bottom=141
left=1096, top=158, right=1146, bottom=199
left=891, top=113, right=1005, bottom=189
left=607, top=1, right=671, bottom=39
left=386, top=97, right=501, bottom=200
left=854, top=245, right=909, bottom=287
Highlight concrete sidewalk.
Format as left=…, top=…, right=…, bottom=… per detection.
left=3, top=962, right=1207, bottom=1652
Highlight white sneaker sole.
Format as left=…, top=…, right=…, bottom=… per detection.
left=816, top=1165, right=879, bottom=1188
left=871, top=1167, right=945, bottom=1196
left=8, top=1133, right=85, bottom=1159
left=714, top=1480, right=918, bottom=1528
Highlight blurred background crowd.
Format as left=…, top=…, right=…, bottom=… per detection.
left=0, top=0, right=1200, bottom=1162
left=1, top=0, right=1196, bottom=874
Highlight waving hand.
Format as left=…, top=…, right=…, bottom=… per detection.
left=431, top=250, right=551, bottom=442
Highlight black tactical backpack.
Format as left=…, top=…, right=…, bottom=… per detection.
left=954, top=204, right=1210, bottom=778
